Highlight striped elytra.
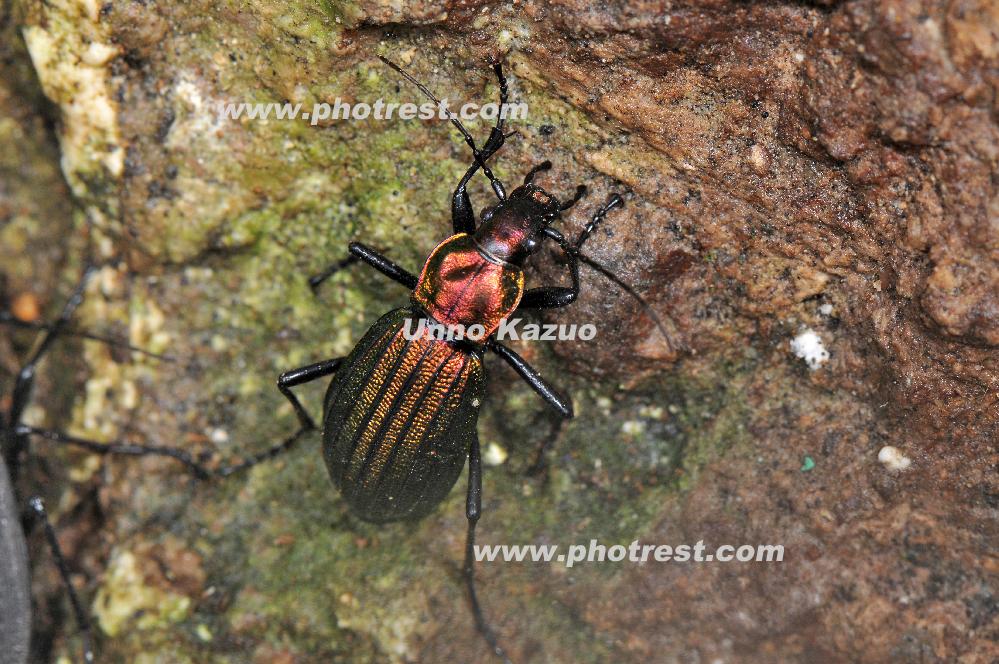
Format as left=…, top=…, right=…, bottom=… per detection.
left=322, top=307, right=485, bottom=523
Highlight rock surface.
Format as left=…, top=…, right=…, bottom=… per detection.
left=1, top=0, right=996, bottom=662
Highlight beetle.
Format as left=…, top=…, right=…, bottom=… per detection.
left=1, top=273, right=110, bottom=664
left=1, top=55, right=666, bottom=663
left=274, top=55, right=667, bottom=663
left=0, top=452, right=30, bottom=664
left=0, top=267, right=303, bottom=663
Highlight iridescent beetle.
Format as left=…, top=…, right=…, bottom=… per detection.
left=277, top=56, right=667, bottom=663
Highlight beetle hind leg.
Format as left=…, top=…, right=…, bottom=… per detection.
left=27, top=496, right=94, bottom=664
left=464, top=435, right=513, bottom=664
left=526, top=416, right=567, bottom=478
left=5, top=358, right=341, bottom=489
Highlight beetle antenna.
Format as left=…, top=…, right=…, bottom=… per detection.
left=573, top=193, right=622, bottom=245
left=378, top=55, right=508, bottom=200
left=573, top=250, right=674, bottom=351
left=541, top=215, right=674, bottom=351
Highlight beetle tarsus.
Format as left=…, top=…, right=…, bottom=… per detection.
left=308, top=255, right=358, bottom=294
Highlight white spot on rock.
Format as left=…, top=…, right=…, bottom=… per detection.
left=622, top=420, right=646, bottom=435
left=878, top=446, right=911, bottom=471
left=790, top=328, right=830, bottom=370
left=482, top=442, right=508, bottom=466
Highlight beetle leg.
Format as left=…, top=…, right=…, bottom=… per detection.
left=27, top=497, right=94, bottom=664
left=516, top=284, right=577, bottom=310
left=277, top=357, right=343, bottom=430
left=5, top=265, right=96, bottom=477
left=0, top=313, right=173, bottom=361
left=348, top=243, right=418, bottom=288
left=14, top=422, right=314, bottom=479
left=21, top=357, right=343, bottom=479
left=7, top=358, right=337, bottom=481
left=308, top=244, right=419, bottom=294
left=517, top=194, right=626, bottom=311
left=516, top=239, right=580, bottom=309
left=487, top=340, right=572, bottom=418
left=463, top=435, right=513, bottom=664
left=451, top=61, right=511, bottom=233
left=307, top=255, right=359, bottom=294
left=526, top=417, right=567, bottom=477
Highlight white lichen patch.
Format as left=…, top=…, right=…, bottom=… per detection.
left=77, top=372, right=124, bottom=440
left=22, top=0, right=123, bottom=193
left=790, top=328, right=830, bottom=370
left=171, top=75, right=223, bottom=146
left=877, top=445, right=912, bottom=471
left=639, top=405, right=665, bottom=419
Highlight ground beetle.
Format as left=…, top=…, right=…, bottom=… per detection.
left=2, top=274, right=115, bottom=664
left=275, top=55, right=665, bottom=662
left=0, top=56, right=663, bottom=662
left=1, top=266, right=301, bottom=663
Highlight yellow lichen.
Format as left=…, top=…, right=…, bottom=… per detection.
left=22, top=0, right=123, bottom=193
left=93, top=550, right=193, bottom=637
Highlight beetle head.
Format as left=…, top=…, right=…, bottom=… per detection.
left=473, top=184, right=566, bottom=265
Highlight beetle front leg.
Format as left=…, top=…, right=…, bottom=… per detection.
left=452, top=127, right=507, bottom=234
left=516, top=283, right=577, bottom=310
left=518, top=194, right=625, bottom=311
